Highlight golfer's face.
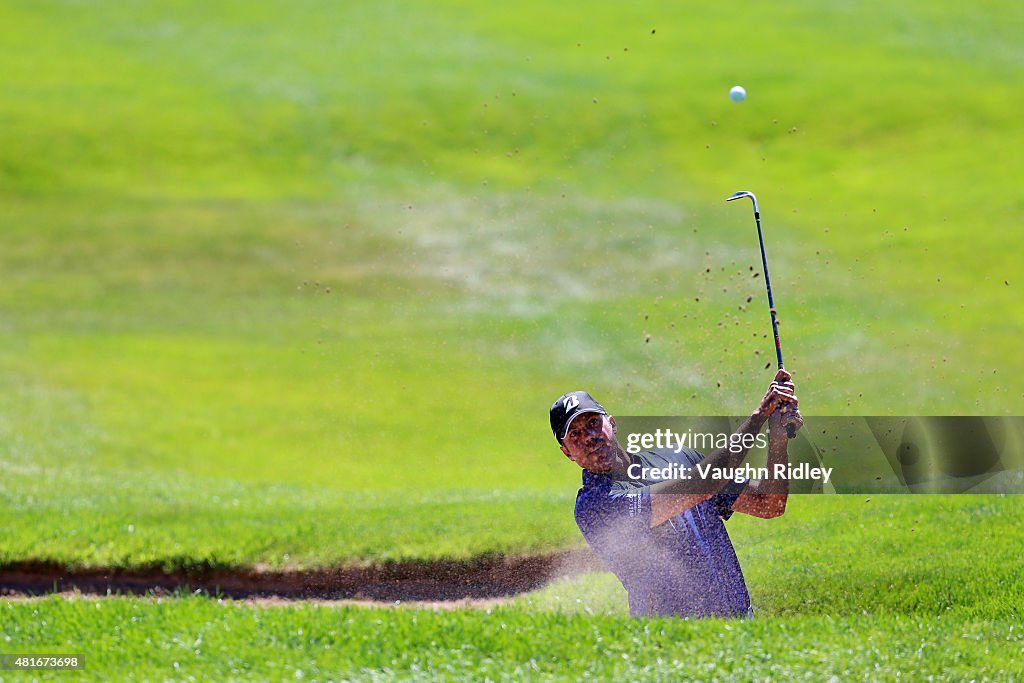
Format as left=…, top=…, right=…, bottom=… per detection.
left=562, top=412, right=616, bottom=473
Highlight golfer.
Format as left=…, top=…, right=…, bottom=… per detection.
left=550, top=370, right=802, bottom=618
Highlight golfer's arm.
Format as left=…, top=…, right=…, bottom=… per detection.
left=732, top=430, right=789, bottom=519
left=648, top=414, right=767, bottom=527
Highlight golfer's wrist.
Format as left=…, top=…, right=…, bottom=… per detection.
left=767, top=427, right=789, bottom=448
left=746, top=412, right=769, bottom=430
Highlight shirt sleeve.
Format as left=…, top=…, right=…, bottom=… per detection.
left=710, top=478, right=750, bottom=521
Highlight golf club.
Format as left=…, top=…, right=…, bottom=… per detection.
left=726, top=190, right=796, bottom=439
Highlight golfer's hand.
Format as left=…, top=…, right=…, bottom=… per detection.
left=770, top=403, right=803, bottom=437
left=753, top=369, right=798, bottom=420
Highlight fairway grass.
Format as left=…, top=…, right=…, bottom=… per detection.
left=2, top=2, right=1024, bottom=678
left=2, top=0, right=1023, bottom=595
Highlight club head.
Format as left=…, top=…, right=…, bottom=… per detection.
left=726, top=190, right=759, bottom=213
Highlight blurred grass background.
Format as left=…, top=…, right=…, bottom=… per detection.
left=1, top=0, right=1022, bottom=567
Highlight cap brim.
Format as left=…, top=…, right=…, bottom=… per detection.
left=559, top=409, right=607, bottom=440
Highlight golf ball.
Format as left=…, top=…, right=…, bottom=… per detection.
left=729, top=85, right=746, bottom=103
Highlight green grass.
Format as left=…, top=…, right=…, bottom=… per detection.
left=1, top=0, right=1023, bottom=568
left=3, top=1, right=1022, bottom=677
left=2, top=596, right=1021, bottom=682
left=8, top=494, right=1024, bottom=680
left=4, top=496, right=1023, bottom=679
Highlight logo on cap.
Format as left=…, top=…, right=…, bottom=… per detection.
left=563, top=395, right=579, bottom=411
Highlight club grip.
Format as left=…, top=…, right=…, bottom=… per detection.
left=775, top=374, right=796, bottom=439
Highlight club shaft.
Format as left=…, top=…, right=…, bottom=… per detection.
left=753, top=210, right=785, bottom=370
left=729, top=192, right=798, bottom=438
